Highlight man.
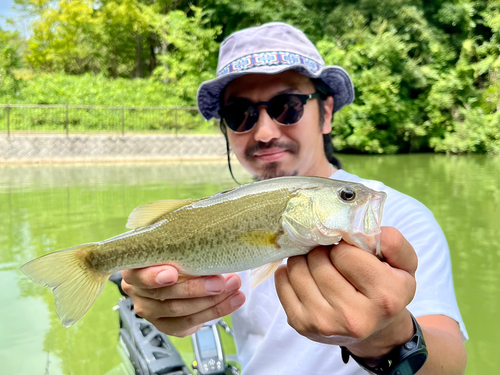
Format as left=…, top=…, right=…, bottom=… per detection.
left=122, top=23, right=467, bottom=374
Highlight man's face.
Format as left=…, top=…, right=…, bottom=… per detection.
left=223, top=71, right=334, bottom=180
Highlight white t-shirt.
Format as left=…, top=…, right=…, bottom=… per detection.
left=231, top=169, right=468, bottom=375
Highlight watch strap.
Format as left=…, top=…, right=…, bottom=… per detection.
left=341, top=313, right=428, bottom=375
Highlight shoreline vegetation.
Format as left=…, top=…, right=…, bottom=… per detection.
left=1, top=0, right=499, bottom=155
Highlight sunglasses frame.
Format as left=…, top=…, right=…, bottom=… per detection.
left=218, top=92, right=325, bottom=134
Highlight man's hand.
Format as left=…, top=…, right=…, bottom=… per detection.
left=121, top=266, right=245, bottom=337
left=275, top=227, right=418, bottom=358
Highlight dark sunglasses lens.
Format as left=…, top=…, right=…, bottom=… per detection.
left=223, top=101, right=258, bottom=133
left=269, top=95, right=304, bottom=125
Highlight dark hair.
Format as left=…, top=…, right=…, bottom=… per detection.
left=311, top=78, right=342, bottom=169
left=218, top=121, right=241, bottom=183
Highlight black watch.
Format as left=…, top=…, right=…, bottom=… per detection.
left=340, top=314, right=428, bottom=375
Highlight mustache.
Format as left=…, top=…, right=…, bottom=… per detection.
left=244, top=141, right=300, bottom=159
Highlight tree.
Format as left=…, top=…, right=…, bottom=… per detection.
left=6, top=0, right=500, bottom=153
left=0, top=28, right=23, bottom=100
left=147, top=5, right=221, bottom=102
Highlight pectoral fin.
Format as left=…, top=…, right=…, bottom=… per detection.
left=250, top=260, right=282, bottom=288
left=126, top=199, right=198, bottom=229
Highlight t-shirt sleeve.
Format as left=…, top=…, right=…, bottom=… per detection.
left=382, top=189, right=468, bottom=341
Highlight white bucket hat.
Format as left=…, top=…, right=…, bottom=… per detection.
left=197, top=22, right=355, bottom=121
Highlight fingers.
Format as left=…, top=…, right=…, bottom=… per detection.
left=153, top=291, right=246, bottom=337
left=276, top=252, right=361, bottom=340
left=124, top=274, right=229, bottom=300
left=275, top=264, right=307, bottom=332
left=379, top=227, right=418, bottom=276
left=275, top=227, right=419, bottom=350
left=330, top=242, right=391, bottom=295
left=305, top=246, right=357, bottom=303
left=122, top=265, right=179, bottom=289
left=279, top=248, right=357, bottom=304
left=328, top=231, right=416, bottom=310
left=123, top=271, right=245, bottom=337
left=283, top=253, right=324, bottom=304
left=134, top=282, right=244, bottom=320
left=275, top=264, right=301, bottom=308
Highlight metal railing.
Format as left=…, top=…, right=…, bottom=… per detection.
left=0, top=104, right=218, bottom=136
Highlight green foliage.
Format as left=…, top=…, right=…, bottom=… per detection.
left=0, top=28, right=23, bottom=100
left=318, top=10, right=444, bottom=153
left=147, top=6, right=221, bottom=102
left=6, top=0, right=500, bottom=153
left=24, top=0, right=151, bottom=77
left=428, top=0, right=500, bottom=154
left=431, top=108, right=500, bottom=154
left=313, top=0, right=500, bottom=154
left=4, top=72, right=179, bottom=106
left=0, top=73, right=217, bottom=133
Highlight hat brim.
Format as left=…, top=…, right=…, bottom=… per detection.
left=197, top=64, right=355, bottom=120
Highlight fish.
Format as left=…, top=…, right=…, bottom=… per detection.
left=20, top=176, right=386, bottom=327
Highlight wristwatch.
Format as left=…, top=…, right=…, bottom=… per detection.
left=340, top=314, right=428, bottom=375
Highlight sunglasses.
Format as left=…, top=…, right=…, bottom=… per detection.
left=218, top=92, right=324, bottom=133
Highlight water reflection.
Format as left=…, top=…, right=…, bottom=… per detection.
left=341, top=154, right=500, bottom=375
left=1, top=156, right=499, bottom=375
left=1, top=161, right=251, bottom=375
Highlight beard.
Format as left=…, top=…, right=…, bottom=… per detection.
left=244, top=140, right=300, bottom=181
left=254, top=162, right=299, bottom=181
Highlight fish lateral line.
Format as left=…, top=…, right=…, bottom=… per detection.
left=19, top=176, right=387, bottom=327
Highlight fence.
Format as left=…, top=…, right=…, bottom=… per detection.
left=0, top=104, right=219, bottom=136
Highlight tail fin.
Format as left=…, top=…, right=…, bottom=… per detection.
left=20, top=243, right=110, bottom=327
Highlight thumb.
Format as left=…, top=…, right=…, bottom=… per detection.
left=379, top=227, right=418, bottom=276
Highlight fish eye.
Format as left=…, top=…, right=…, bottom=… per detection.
left=339, top=187, right=356, bottom=202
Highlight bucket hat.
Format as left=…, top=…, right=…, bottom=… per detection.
left=197, top=22, right=355, bottom=121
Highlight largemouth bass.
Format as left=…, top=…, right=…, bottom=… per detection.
left=21, top=176, right=386, bottom=327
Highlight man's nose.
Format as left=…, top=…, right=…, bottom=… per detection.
left=253, top=107, right=281, bottom=143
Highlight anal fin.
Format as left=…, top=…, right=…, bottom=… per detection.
left=250, top=260, right=282, bottom=288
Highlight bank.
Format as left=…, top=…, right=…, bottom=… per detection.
left=0, top=134, right=227, bottom=163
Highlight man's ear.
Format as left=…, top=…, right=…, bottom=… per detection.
left=321, top=96, right=334, bottom=134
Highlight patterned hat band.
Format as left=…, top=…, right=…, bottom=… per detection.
left=197, top=22, right=355, bottom=120
left=217, top=51, right=324, bottom=77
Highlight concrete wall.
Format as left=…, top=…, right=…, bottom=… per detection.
left=0, top=134, right=228, bottom=163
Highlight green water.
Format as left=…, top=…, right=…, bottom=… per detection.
left=1, top=155, right=499, bottom=375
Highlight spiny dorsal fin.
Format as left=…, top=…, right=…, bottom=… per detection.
left=126, top=199, right=197, bottom=229
left=250, top=260, right=282, bottom=288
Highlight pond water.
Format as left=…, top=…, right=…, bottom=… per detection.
left=0, top=154, right=498, bottom=375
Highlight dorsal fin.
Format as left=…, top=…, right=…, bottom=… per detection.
left=126, top=199, right=197, bottom=229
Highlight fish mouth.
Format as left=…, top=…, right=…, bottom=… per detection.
left=369, top=192, right=386, bottom=231
left=350, top=191, right=387, bottom=255
left=353, top=192, right=386, bottom=234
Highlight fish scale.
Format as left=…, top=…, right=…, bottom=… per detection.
left=20, top=176, right=386, bottom=327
